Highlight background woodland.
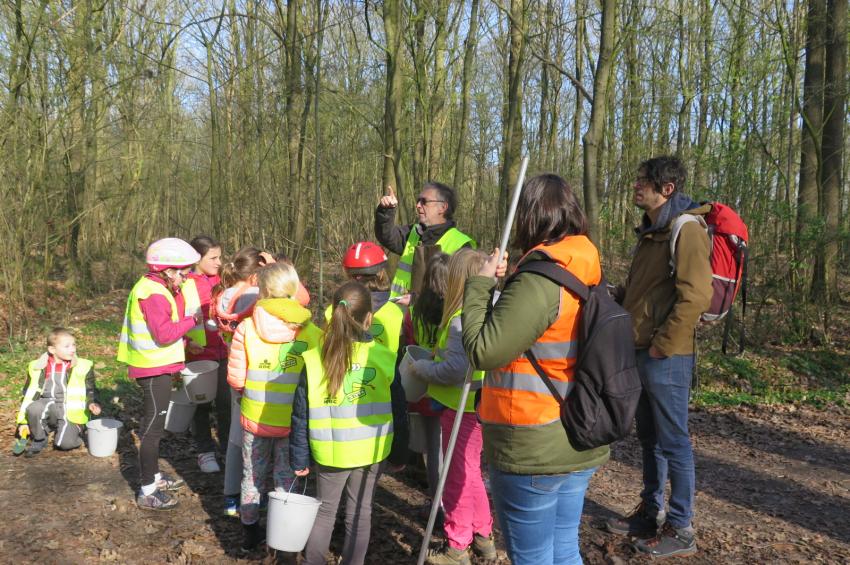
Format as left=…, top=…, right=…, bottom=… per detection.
left=0, top=0, right=847, bottom=345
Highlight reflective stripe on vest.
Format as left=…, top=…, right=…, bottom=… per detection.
left=478, top=236, right=601, bottom=427
left=324, top=298, right=403, bottom=353
left=241, top=320, right=322, bottom=428
left=389, top=227, right=476, bottom=298
left=181, top=277, right=207, bottom=347
left=426, top=310, right=484, bottom=413
left=303, top=340, right=396, bottom=468
left=16, top=358, right=93, bottom=425
left=116, top=277, right=185, bottom=368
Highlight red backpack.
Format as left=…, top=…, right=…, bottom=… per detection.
left=670, top=202, right=749, bottom=353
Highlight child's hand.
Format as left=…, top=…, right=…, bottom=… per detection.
left=391, top=293, right=412, bottom=306
left=89, top=403, right=102, bottom=416
left=294, top=468, right=310, bottom=477
left=16, top=424, right=29, bottom=439
left=479, top=248, right=509, bottom=279
left=192, top=311, right=204, bottom=325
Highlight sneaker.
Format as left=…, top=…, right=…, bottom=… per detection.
left=634, top=522, right=697, bottom=558
left=606, top=501, right=665, bottom=537
left=472, top=533, right=497, bottom=560
left=136, top=489, right=179, bottom=511
left=241, top=521, right=266, bottom=552
left=425, top=545, right=471, bottom=565
left=223, top=495, right=240, bottom=518
left=24, top=438, right=47, bottom=458
left=155, top=473, right=185, bottom=491
left=198, top=452, right=221, bottom=473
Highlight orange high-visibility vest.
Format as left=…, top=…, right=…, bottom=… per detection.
left=478, top=236, right=601, bottom=427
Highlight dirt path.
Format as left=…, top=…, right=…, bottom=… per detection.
left=2, top=401, right=848, bottom=564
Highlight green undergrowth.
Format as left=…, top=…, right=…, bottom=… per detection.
left=1, top=288, right=849, bottom=413
left=0, top=319, right=131, bottom=416
left=692, top=347, right=850, bottom=409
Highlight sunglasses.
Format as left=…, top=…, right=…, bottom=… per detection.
left=417, top=198, right=446, bottom=206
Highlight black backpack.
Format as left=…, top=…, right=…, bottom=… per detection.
left=514, top=260, right=642, bottom=451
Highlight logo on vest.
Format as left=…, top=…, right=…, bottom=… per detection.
left=342, top=364, right=376, bottom=403
left=279, top=340, right=309, bottom=370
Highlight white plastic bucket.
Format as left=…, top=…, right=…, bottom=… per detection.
left=86, top=418, right=123, bottom=457
left=408, top=413, right=427, bottom=453
left=399, top=345, right=431, bottom=402
left=266, top=489, right=322, bottom=552
left=181, top=360, right=219, bottom=403
left=165, top=389, right=196, bottom=433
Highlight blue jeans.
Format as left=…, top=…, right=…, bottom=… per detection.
left=489, top=466, right=597, bottom=565
left=635, top=349, right=695, bottom=528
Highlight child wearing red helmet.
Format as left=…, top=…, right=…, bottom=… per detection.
left=117, top=237, right=203, bottom=511
left=328, top=242, right=404, bottom=356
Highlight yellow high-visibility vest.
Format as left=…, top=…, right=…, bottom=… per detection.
left=117, top=277, right=185, bottom=368
left=304, top=340, right=396, bottom=468
left=426, top=309, right=483, bottom=413
left=389, top=227, right=476, bottom=298
left=324, top=299, right=404, bottom=354
left=16, top=358, right=93, bottom=425
left=241, top=320, right=322, bottom=428
left=181, top=277, right=207, bottom=347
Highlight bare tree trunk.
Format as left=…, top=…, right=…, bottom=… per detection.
left=570, top=0, right=586, bottom=179
left=499, top=0, right=527, bottom=225
left=796, top=0, right=826, bottom=297
left=452, top=0, right=480, bottom=191
left=582, top=0, right=616, bottom=243
left=382, top=0, right=405, bottom=222
left=812, top=0, right=846, bottom=303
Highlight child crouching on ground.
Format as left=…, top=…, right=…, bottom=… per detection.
left=16, top=327, right=101, bottom=457
left=227, top=262, right=323, bottom=551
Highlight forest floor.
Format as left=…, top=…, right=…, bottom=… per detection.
left=0, top=284, right=848, bottom=564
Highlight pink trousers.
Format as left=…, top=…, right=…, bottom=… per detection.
left=440, top=409, right=493, bottom=550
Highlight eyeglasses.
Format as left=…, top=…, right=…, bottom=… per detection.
left=417, top=198, right=446, bottom=206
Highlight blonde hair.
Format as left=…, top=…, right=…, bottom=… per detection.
left=47, top=327, right=74, bottom=347
left=322, top=282, right=371, bottom=397
left=440, top=248, right=488, bottom=329
left=257, top=262, right=300, bottom=299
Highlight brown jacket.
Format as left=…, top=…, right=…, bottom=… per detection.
left=621, top=201, right=713, bottom=356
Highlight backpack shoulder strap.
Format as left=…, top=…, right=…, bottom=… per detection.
left=514, top=260, right=590, bottom=302
left=669, top=213, right=708, bottom=274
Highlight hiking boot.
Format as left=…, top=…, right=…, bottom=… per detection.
left=136, top=489, right=179, bottom=511
left=606, top=501, right=665, bottom=537
left=472, top=533, right=497, bottom=560
left=198, top=452, right=221, bottom=473
left=241, top=521, right=266, bottom=552
left=634, top=522, right=697, bottom=558
left=24, top=438, right=47, bottom=458
left=425, top=545, right=471, bottom=565
left=223, top=495, right=240, bottom=518
left=155, top=473, right=185, bottom=491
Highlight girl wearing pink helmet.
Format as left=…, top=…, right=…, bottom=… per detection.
left=117, top=237, right=202, bottom=511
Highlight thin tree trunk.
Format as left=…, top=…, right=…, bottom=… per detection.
left=452, top=0, right=480, bottom=191
left=582, top=0, right=616, bottom=243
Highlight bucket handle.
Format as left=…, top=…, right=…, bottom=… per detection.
left=284, top=475, right=308, bottom=503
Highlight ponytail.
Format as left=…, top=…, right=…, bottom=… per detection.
left=212, top=246, right=263, bottom=296
left=321, top=282, right=372, bottom=397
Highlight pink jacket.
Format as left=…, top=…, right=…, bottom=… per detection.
left=227, top=298, right=312, bottom=437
